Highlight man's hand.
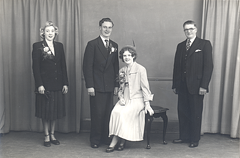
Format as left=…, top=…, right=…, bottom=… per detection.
left=173, top=88, right=177, bottom=94
left=38, top=86, right=45, bottom=94
left=199, top=87, right=207, bottom=95
left=88, top=87, right=95, bottom=96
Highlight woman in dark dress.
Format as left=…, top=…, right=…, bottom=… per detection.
left=32, top=21, right=68, bottom=147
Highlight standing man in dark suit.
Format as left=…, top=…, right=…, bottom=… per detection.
left=83, top=18, right=119, bottom=148
left=172, top=20, right=213, bottom=148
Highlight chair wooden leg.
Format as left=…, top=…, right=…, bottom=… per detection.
left=146, top=113, right=153, bottom=149
left=160, top=112, right=168, bottom=144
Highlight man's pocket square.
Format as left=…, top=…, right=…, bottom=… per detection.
left=195, top=49, right=202, bottom=52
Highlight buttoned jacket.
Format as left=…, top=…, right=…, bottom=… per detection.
left=172, top=37, right=213, bottom=94
left=83, top=36, right=119, bottom=92
left=32, top=40, right=68, bottom=91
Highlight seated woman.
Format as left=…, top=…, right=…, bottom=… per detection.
left=106, top=45, right=154, bottom=153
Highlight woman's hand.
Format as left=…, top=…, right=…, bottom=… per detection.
left=62, top=85, right=68, bottom=94
left=144, top=101, right=154, bottom=116
left=87, top=87, right=95, bottom=96
left=119, top=98, right=126, bottom=106
left=38, top=86, right=45, bottom=94
left=114, top=87, right=119, bottom=96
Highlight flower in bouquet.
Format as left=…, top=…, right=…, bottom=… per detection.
left=117, top=70, right=126, bottom=84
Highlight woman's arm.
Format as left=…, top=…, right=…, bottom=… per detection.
left=139, top=66, right=154, bottom=115
left=140, top=66, right=154, bottom=102
left=60, top=43, right=69, bottom=86
left=32, top=43, right=44, bottom=89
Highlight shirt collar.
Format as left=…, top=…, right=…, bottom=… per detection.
left=100, top=35, right=109, bottom=43
left=187, top=36, right=196, bottom=43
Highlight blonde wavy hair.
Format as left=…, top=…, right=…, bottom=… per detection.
left=39, top=21, right=59, bottom=39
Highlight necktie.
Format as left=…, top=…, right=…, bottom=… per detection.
left=105, top=40, right=109, bottom=48
left=186, top=39, right=191, bottom=51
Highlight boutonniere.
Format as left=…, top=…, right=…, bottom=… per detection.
left=195, top=49, right=202, bottom=52
left=109, top=43, right=117, bottom=54
left=40, top=43, right=54, bottom=60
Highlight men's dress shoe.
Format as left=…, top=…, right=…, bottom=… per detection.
left=172, top=139, right=187, bottom=143
left=91, top=144, right=99, bottom=148
left=44, top=141, right=51, bottom=147
left=117, top=143, right=125, bottom=151
left=106, top=146, right=115, bottom=153
left=51, top=139, right=60, bottom=145
left=189, top=142, right=199, bottom=148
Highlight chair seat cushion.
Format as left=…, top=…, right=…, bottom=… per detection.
left=151, top=105, right=169, bottom=113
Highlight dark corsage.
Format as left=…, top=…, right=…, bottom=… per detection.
left=109, top=43, right=117, bottom=54
left=40, top=43, right=54, bottom=60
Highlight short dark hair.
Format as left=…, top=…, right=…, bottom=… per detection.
left=183, top=20, right=197, bottom=28
left=119, top=46, right=137, bottom=62
left=99, top=18, right=114, bottom=27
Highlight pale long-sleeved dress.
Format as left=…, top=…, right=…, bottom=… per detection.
left=109, top=62, right=153, bottom=141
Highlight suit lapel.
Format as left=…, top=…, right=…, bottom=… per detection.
left=187, top=37, right=201, bottom=57
left=129, top=62, right=137, bottom=73
left=105, top=40, right=117, bottom=68
left=53, top=41, right=59, bottom=61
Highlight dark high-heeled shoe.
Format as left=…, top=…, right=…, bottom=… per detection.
left=106, top=146, right=115, bottom=153
left=50, top=133, right=60, bottom=145
left=117, top=143, right=125, bottom=151
left=44, top=134, right=51, bottom=147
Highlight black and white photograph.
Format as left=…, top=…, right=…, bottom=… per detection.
left=0, top=0, right=239, bottom=158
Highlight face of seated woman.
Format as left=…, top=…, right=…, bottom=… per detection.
left=123, top=50, right=134, bottom=65
left=44, top=26, right=55, bottom=41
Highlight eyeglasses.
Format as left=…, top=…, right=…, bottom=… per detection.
left=184, top=28, right=195, bottom=32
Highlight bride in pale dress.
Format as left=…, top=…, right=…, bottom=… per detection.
left=106, top=45, right=154, bottom=153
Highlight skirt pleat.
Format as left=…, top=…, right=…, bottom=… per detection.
left=35, top=91, right=66, bottom=120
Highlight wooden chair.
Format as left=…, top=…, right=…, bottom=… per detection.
left=145, top=105, right=169, bottom=149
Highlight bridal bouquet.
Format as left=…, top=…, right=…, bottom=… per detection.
left=116, top=69, right=127, bottom=106
left=117, top=70, right=126, bottom=84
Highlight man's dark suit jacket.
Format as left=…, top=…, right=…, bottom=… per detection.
left=32, top=40, right=68, bottom=91
left=83, top=36, right=119, bottom=92
left=172, top=37, right=213, bottom=94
